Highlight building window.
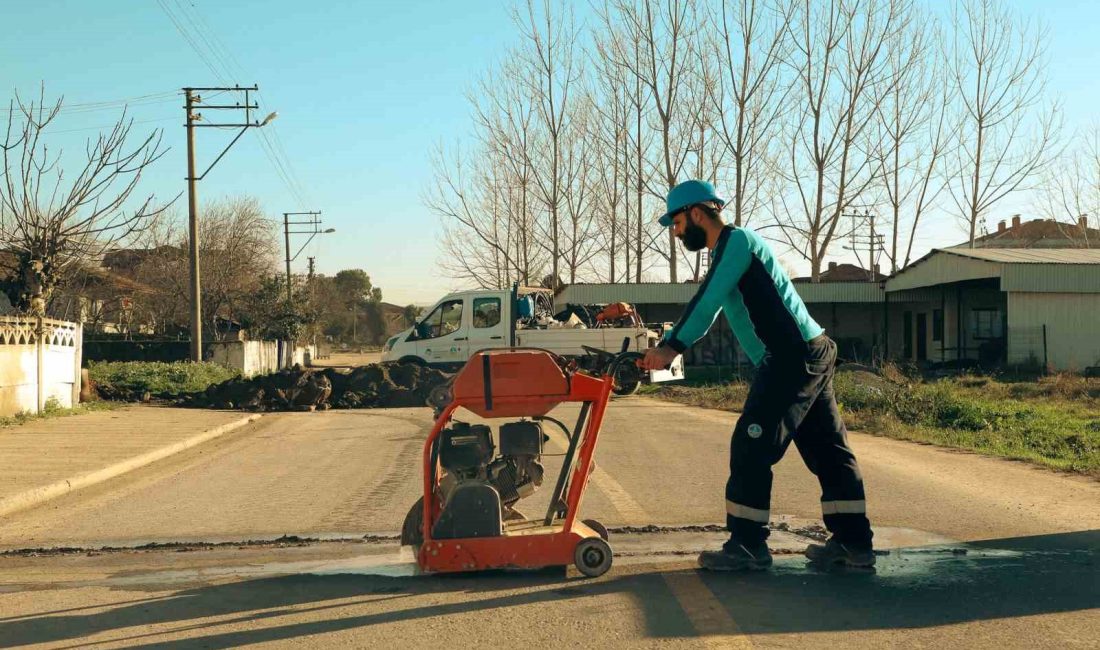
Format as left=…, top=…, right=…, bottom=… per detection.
left=969, top=309, right=1002, bottom=340
left=932, top=309, right=943, bottom=342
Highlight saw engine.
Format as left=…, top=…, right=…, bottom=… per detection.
left=429, top=420, right=547, bottom=540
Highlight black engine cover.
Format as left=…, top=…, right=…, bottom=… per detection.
left=431, top=481, right=503, bottom=539
left=499, top=421, right=543, bottom=456
left=440, top=423, right=494, bottom=472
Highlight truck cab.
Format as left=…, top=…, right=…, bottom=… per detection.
left=384, top=289, right=511, bottom=368
left=382, top=287, right=684, bottom=392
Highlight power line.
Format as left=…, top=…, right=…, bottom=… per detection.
left=159, top=0, right=314, bottom=209
left=157, top=0, right=227, bottom=84
left=48, top=116, right=178, bottom=134
left=0, top=91, right=181, bottom=115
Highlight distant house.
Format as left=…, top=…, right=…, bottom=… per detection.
left=963, top=215, right=1098, bottom=249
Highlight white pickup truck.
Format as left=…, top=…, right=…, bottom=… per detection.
left=381, top=286, right=684, bottom=393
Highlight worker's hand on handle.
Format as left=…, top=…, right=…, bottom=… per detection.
left=639, top=345, right=678, bottom=371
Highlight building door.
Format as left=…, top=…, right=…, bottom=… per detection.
left=903, top=311, right=913, bottom=360
left=916, top=313, right=928, bottom=361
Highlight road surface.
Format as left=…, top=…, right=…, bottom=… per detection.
left=0, top=397, right=1096, bottom=648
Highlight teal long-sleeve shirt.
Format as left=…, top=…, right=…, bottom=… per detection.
left=661, top=226, right=823, bottom=366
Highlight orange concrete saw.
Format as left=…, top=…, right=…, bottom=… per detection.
left=400, top=344, right=643, bottom=577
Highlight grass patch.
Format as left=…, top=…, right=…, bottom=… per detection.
left=645, top=368, right=1100, bottom=476
left=88, top=361, right=240, bottom=400
left=0, top=399, right=120, bottom=429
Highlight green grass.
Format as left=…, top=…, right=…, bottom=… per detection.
left=88, top=361, right=240, bottom=399
left=0, top=399, right=120, bottom=429
left=644, top=369, right=1100, bottom=476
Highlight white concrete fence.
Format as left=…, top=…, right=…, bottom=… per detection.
left=2, top=316, right=315, bottom=416
left=0, top=316, right=82, bottom=417
left=207, top=340, right=316, bottom=378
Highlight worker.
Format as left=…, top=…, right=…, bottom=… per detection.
left=640, top=179, right=875, bottom=571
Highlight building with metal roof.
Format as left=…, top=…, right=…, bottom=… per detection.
left=559, top=246, right=1100, bottom=371
left=882, top=248, right=1100, bottom=370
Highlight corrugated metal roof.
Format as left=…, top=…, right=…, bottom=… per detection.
left=558, top=281, right=882, bottom=305
left=940, top=248, right=1100, bottom=264
left=791, top=282, right=883, bottom=303
left=886, top=247, right=1100, bottom=293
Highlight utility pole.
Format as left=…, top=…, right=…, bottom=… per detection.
left=183, top=84, right=276, bottom=361
left=842, top=208, right=885, bottom=281
left=283, top=211, right=332, bottom=303
left=185, top=89, right=200, bottom=363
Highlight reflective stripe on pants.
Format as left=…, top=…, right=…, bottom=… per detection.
left=821, top=499, right=866, bottom=515
left=726, top=500, right=770, bottom=523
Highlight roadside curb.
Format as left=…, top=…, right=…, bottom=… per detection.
left=0, top=414, right=263, bottom=519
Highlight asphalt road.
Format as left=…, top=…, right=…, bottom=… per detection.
left=0, top=397, right=1097, bottom=648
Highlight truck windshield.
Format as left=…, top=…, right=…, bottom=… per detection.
left=416, top=299, right=463, bottom=339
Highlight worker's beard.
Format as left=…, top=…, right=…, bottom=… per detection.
left=679, top=220, right=708, bottom=252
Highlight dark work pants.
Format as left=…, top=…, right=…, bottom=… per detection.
left=725, top=336, right=874, bottom=547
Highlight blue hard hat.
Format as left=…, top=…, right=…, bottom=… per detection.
left=658, top=179, right=726, bottom=227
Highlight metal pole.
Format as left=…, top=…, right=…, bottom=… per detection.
left=186, top=89, right=202, bottom=362
left=284, top=213, right=292, bottom=303
left=1042, top=324, right=1048, bottom=373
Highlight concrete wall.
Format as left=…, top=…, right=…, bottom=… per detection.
left=0, top=317, right=82, bottom=417
left=1007, top=293, right=1100, bottom=370
left=208, top=341, right=317, bottom=377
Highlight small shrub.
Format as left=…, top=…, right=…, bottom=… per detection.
left=89, top=361, right=240, bottom=399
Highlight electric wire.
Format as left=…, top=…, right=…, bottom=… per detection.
left=160, top=0, right=314, bottom=209
left=156, top=0, right=312, bottom=209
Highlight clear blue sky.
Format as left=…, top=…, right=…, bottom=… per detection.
left=1, top=0, right=1096, bottom=304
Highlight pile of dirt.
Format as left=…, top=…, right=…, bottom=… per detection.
left=181, top=362, right=453, bottom=412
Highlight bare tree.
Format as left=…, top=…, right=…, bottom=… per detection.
left=515, top=0, right=583, bottom=287
left=601, top=0, right=703, bottom=282
left=947, top=0, right=1060, bottom=248
left=594, top=4, right=661, bottom=283
left=712, top=0, right=793, bottom=228
left=1036, top=124, right=1099, bottom=247
left=0, top=89, right=170, bottom=314
left=428, top=144, right=519, bottom=289
left=589, top=31, right=631, bottom=282
left=472, top=59, right=543, bottom=286
left=560, top=98, right=604, bottom=283
left=777, top=0, right=909, bottom=281
left=133, top=197, right=276, bottom=339
left=872, top=12, right=956, bottom=272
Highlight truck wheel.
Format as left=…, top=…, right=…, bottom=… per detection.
left=398, top=356, right=427, bottom=367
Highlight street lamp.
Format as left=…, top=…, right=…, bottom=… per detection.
left=184, top=85, right=274, bottom=362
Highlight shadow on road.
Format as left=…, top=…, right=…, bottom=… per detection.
left=1, top=530, right=1095, bottom=648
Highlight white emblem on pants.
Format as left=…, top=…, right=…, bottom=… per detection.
left=747, top=423, right=763, bottom=438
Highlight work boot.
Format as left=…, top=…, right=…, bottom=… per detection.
left=698, top=539, right=772, bottom=571
left=804, top=538, right=876, bottom=568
